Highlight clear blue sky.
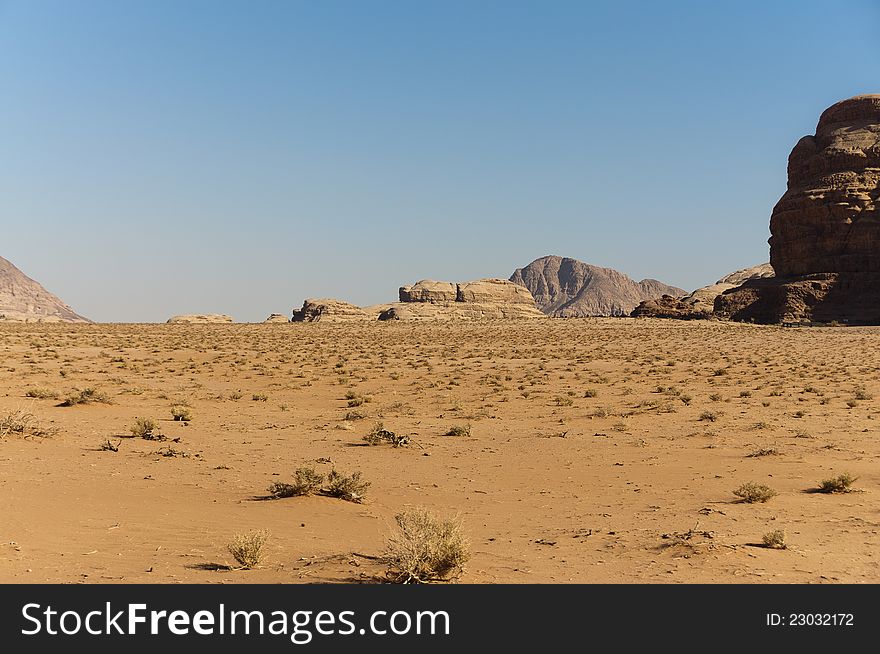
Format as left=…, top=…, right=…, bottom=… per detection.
left=1, top=0, right=878, bottom=322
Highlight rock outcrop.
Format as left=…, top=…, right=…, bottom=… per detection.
left=631, top=263, right=774, bottom=319
left=681, top=263, right=774, bottom=313
left=291, top=298, right=373, bottom=323
left=379, top=278, right=545, bottom=320
left=264, top=313, right=290, bottom=323
left=510, top=255, right=684, bottom=317
left=631, top=295, right=712, bottom=320
left=167, top=314, right=234, bottom=324
left=718, top=95, right=880, bottom=323
left=0, top=255, right=90, bottom=322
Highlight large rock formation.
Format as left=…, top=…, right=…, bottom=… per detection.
left=0, top=255, right=90, bottom=322
left=291, top=298, right=373, bottom=323
left=510, top=255, right=684, bottom=317
left=167, top=314, right=234, bottom=324
left=632, top=263, right=774, bottom=319
left=718, top=95, right=880, bottom=323
left=380, top=278, right=545, bottom=320
left=264, top=313, right=290, bottom=323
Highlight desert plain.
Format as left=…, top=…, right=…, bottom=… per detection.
left=1, top=318, right=877, bottom=584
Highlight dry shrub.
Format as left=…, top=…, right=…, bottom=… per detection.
left=325, top=469, right=370, bottom=503
left=227, top=530, right=270, bottom=569
left=171, top=405, right=192, bottom=421
left=386, top=507, right=470, bottom=584
left=0, top=409, right=56, bottom=439
left=61, top=388, right=110, bottom=406
left=733, top=482, right=777, bottom=503
left=762, top=530, right=787, bottom=549
left=817, top=473, right=858, bottom=494
left=268, top=467, right=324, bottom=498
left=130, top=417, right=162, bottom=440
left=25, top=388, right=58, bottom=400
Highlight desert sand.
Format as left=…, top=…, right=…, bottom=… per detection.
left=1, top=319, right=877, bottom=584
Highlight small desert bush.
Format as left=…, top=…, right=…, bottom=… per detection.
left=268, top=467, right=324, bottom=498
left=130, top=417, right=161, bottom=440
left=817, top=473, right=858, bottom=494
left=583, top=389, right=598, bottom=398
left=762, top=530, right=787, bottom=549
left=444, top=424, right=471, bottom=437
left=699, top=411, right=719, bottom=422
left=853, top=386, right=873, bottom=401
left=325, top=469, right=370, bottom=503
left=363, top=423, right=409, bottom=447
left=747, top=446, right=779, bottom=458
left=62, top=388, right=110, bottom=406
left=100, top=438, right=121, bottom=452
left=386, top=507, right=470, bottom=584
left=554, top=395, right=573, bottom=407
left=0, top=409, right=55, bottom=439
left=25, top=388, right=58, bottom=400
left=227, top=530, right=270, bottom=569
left=171, top=405, right=192, bottom=421
left=733, top=482, right=777, bottom=503
left=252, top=393, right=268, bottom=402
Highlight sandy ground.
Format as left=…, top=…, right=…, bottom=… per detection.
left=1, top=319, right=878, bottom=584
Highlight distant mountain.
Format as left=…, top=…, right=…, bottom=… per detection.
left=510, top=255, right=685, bottom=317
left=0, top=255, right=90, bottom=322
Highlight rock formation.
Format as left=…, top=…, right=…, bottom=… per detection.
left=379, top=278, right=545, bottom=320
left=264, top=313, right=290, bottom=323
left=291, top=298, right=373, bottom=322
left=632, top=263, right=774, bottom=319
left=682, top=264, right=774, bottom=313
left=167, top=314, right=234, bottom=324
left=510, top=255, right=684, bottom=317
left=0, top=255, right=90, bottom=322
left=718, top=95, right=880, bottom=323
left=631, top=295, right=712, bottom=320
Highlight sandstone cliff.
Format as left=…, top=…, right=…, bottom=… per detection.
left=718, top=95, right=880, bottom=324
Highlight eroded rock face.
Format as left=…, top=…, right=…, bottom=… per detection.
left=631, top=295, right=712, bottom=320
left=167, top=314, right=234, bottom=324
left=510, top=255, right=684, bottom=317
left=399, top=281, right=458, bottom=303
left=771, top=95, right=880, bottom=276
left=264, top=313, right=290, bottom=323
left=291, top=298, right=373, bottom=323
left=0, top=256, right=90, bottom=322
left=379, top=278, right=545, bottom=320
left=721, top=95, right=880, bottom=324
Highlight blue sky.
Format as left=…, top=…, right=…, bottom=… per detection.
left=1, top=0, right=878, bottom=322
